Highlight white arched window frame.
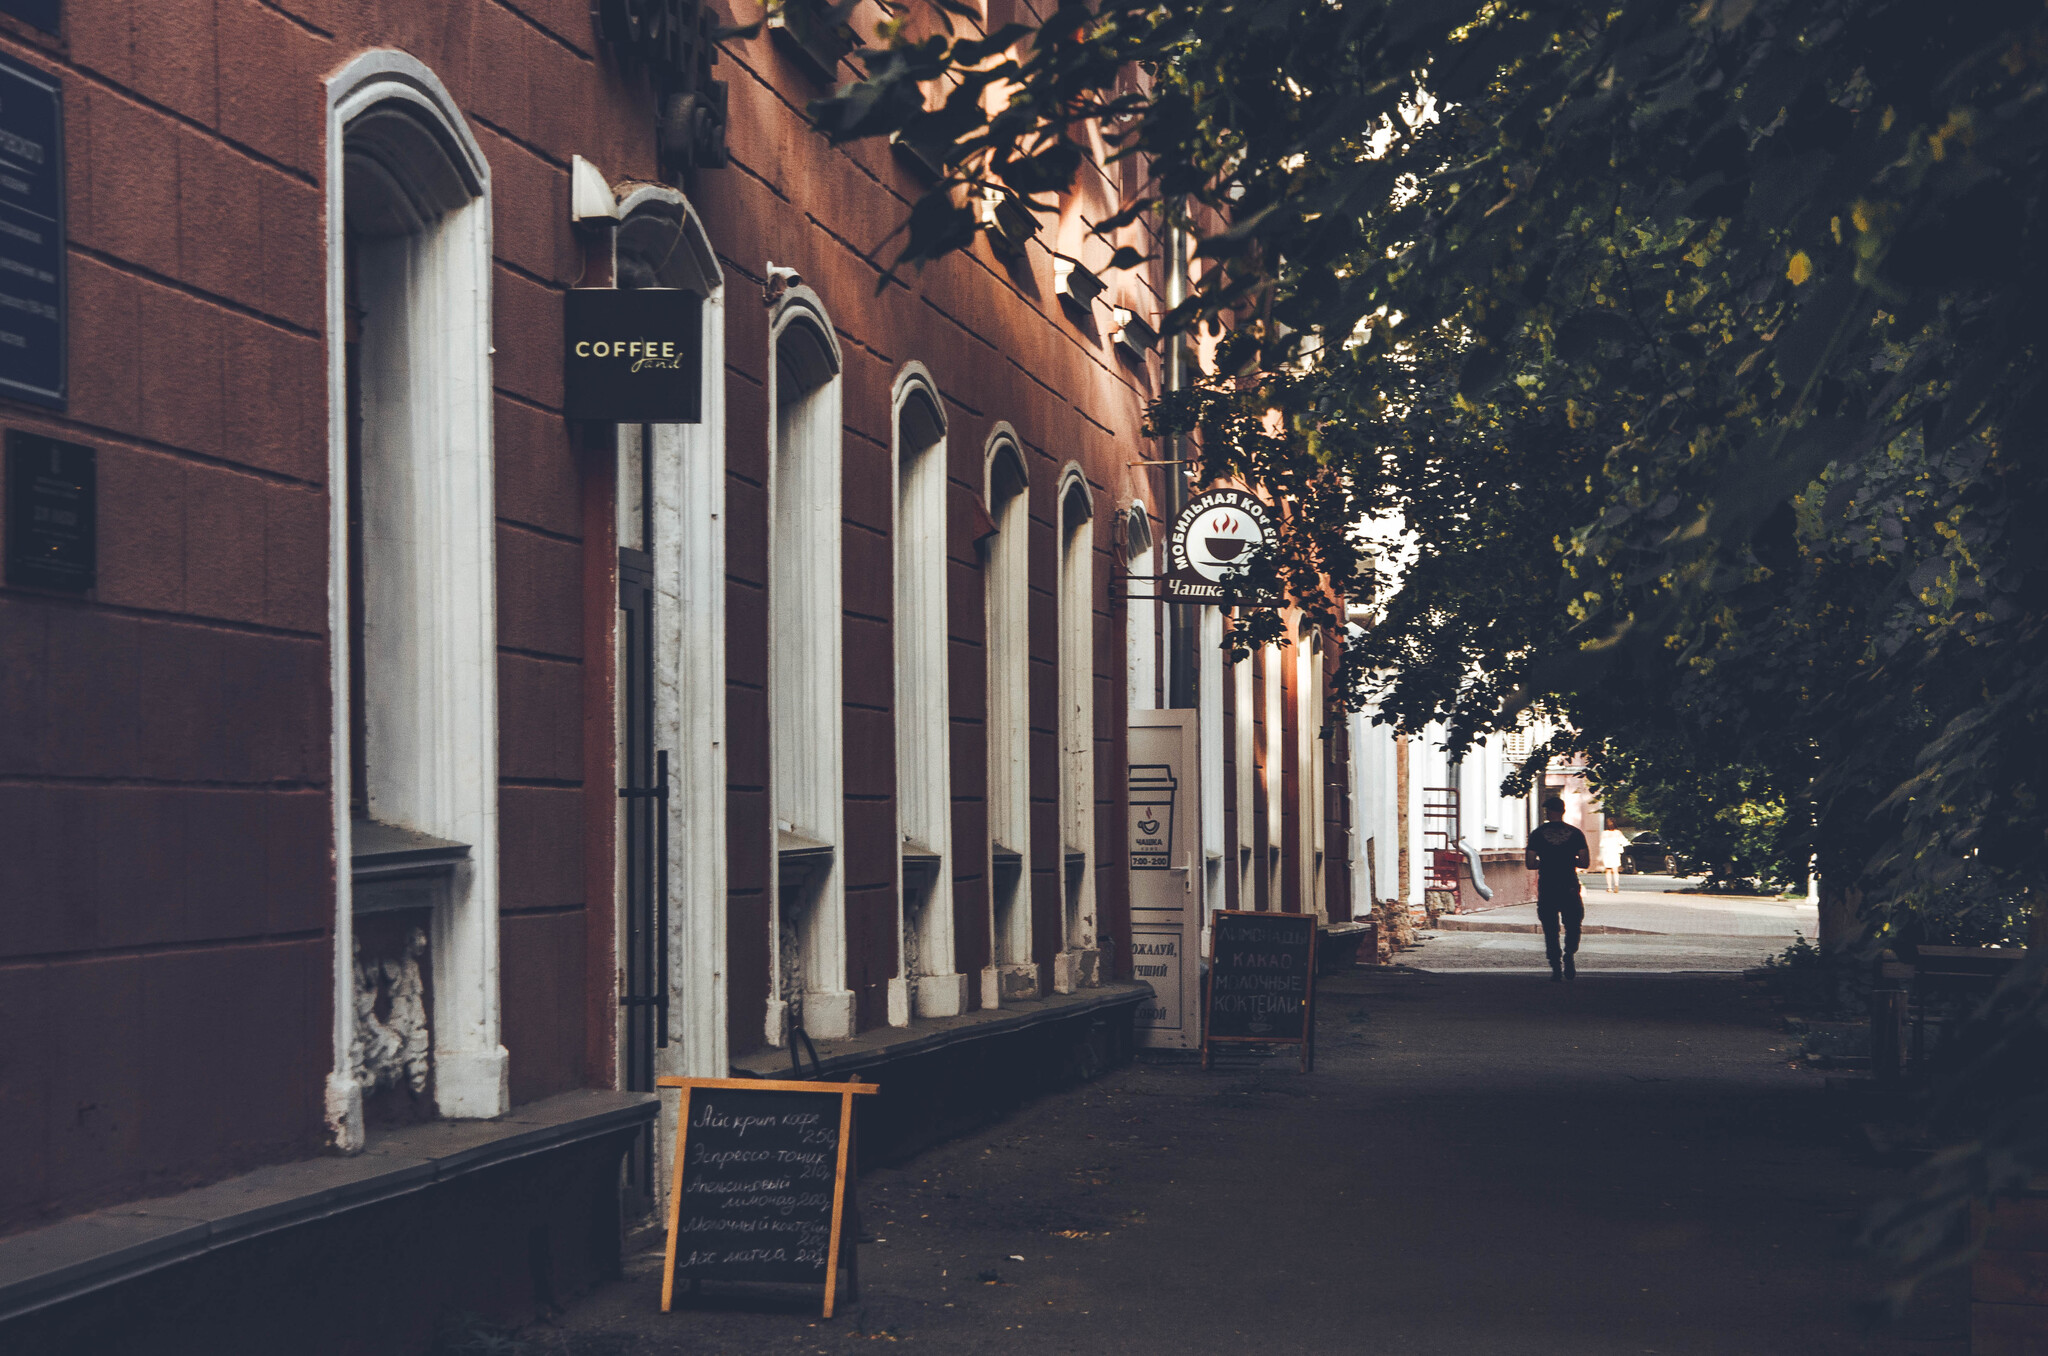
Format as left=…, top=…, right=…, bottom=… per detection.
left=1199, top=604, right=1226, bottom=931
left=1297, top=633, right=1327, bottom=920
left=324, top=52, right=502, bottom=1149
left=1054, top=464, right=1098, bottom=992
left=983, top=429, right=1035, bottom=1004
left=1234, top=634, right=1256, bottom=910
left=612, top=185, right=729, bottom=1079
left=1124, top=500, right=1158, bottom=712
left=890, top=365, right=964, bottom=1022
left=767, top=287, right=853, bottom=1044
left=1264, top=642, right=1285, bottom=908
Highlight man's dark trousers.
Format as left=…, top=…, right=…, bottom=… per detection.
left=1538, top=893, right=1584, bottom=965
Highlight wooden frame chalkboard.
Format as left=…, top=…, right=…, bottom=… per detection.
left=1202, top=910, right=1317, bottom=1073
left=656, top=1077, right=880, bottom=1317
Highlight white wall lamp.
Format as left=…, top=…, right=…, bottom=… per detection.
left=570, top=155, right=620, bottom=223
left=1112, top=306, right=1159, bottom=358
left=1054, top=254, right=1106, bottom=309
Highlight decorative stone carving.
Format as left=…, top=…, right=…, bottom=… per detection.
left=351, top=927, right=430, bottom=1097
left=777, top=913, right=804, bottom=1043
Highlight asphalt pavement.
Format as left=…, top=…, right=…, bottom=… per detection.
left=1455, top=882, right=1819, bottom=939
left=532, top=970, right=1964, bottom=1355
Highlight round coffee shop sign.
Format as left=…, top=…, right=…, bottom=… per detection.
left=1164, top=488, right=1277, bottom=603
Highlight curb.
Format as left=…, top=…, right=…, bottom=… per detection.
left=1432, top=918, right=1664, bottom=936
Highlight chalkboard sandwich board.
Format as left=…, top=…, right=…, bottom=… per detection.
left=1203, top=909, right=1318, bottom=1073
left=656, top=1077, right=880, bottom=1317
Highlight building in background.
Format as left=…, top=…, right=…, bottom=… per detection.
left=1346, top=709, right=1614, bottom=921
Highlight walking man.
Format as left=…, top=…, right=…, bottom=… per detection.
left=1526, top=796, right=1590, bottom=981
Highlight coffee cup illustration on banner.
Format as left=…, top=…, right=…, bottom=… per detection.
left=1128, top=763, right=1177, bottom=871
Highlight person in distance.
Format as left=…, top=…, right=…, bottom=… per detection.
left=1599, top=829, right=1624, bottom=894
left=1525, top=796, right=1590, bottom=982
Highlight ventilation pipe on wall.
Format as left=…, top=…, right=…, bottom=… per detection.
left=1458, top=838, right=1495, bottom=901
left=1165, top=213, right=1197, bottom=709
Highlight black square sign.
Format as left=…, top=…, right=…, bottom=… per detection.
left=564, top=288, right=703, bottom=423
left=6, top=430, right=93, bottom=591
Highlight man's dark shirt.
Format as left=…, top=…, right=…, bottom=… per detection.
left=1530, top=822, right=1589, bottom=903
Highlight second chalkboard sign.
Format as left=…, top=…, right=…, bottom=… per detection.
left=656, top=1077, right=880, bottom=1317
left=1203, top=909, right=1318, bottom=1072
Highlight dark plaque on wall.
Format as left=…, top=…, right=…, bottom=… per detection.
left=657, top=1077, right=878, bottom=1317
left=0, top=54, right=63, bottom=408
left=0, top=0, right=59, bottom=34
left=564, top=288, right=703, bottom=422
left=1203, top=909, right=1317, bottom=1072
left=6, top=430, right=93, bottom=591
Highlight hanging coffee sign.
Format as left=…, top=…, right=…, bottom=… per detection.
left=564, top=287, right=703, bottom=422
left=1163, top=487, right=1280, bottom=605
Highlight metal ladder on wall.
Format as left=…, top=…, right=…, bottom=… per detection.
left=1422, top=786, right=1463, bottom=893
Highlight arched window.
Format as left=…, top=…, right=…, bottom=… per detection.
left=891, top=366, right=963, bottom=1021
left=1124, top=501, right=1158, bottom=712
left=610, top=186, right=728, bottom=1086
left=1055, top=467, right=1098, bottom=992
left=1264, top=642, right=1285, bottom=908
left=1297, top=633, right=1326, bottom=919
left=983, top=431, right=1034, bottom=1002
left=768, top=289, right=852, bottom=1042
left=1199, top=605, right=1226, bottom=927
left=1234, top=635, right=1256, bottom=910
left=326, top=53, right=502, bottom=1146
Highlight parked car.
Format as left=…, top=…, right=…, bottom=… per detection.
left=1621, top=834, right=1673, bottom=875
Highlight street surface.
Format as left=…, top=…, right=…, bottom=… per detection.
left=534, top=966, right=1964, bottom=1355
left=1424, top=881, right=1817, bottom=972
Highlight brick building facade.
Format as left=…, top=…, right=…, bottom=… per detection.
left=0, top=1, right=1354, bottom=1347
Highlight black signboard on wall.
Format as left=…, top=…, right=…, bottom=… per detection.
left=0, top=0, right=59, bottom=32
left=0, top=54, right=63, bottom=408
left=564, top=288, right=703, bottom=422
left=6, top=430, right=94, bottom=591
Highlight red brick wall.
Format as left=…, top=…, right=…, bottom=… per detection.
left=1324, top=646, right=1353, bottom=923
left=0, top=0, right=650, bottom=1231
left=1208, top=625, right=1339, bottom=921
left=0, top=0, right=1288, bottom=1227
left=702, top=6, right=1159, bottom=1050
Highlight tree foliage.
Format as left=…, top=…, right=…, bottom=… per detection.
left=1593, top=745, right=1800, bottom=889
left=811, top=0, right=2048, bottom=1294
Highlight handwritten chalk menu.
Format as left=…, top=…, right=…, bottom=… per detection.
left=1203, top=909, right=1318, bottom=1073
left=657, top=1077, right=879, bottom=1317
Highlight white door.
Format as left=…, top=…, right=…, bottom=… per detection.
left=1129, top=710, right=1203, bottom=1049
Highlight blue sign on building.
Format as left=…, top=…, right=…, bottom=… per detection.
left=0, top=54, right=63, bottom=409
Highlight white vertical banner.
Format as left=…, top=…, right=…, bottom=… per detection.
left=1129, top=710, right=1203, bottom=1049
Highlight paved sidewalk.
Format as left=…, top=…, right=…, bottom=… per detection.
left=1447, top=887, right=1817, bottom=937
left=531, top=972, right=1962, bottom=1355
left=1409, top=928, right=1799, bottom=972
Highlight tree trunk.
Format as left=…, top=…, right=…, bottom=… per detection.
left=1817, top=877, right=1862, bottom=951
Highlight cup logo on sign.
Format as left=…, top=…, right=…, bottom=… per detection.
left=1187, top=507, right=1264, bottom=582
left=1128, top=764, right=1176, bottom=871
